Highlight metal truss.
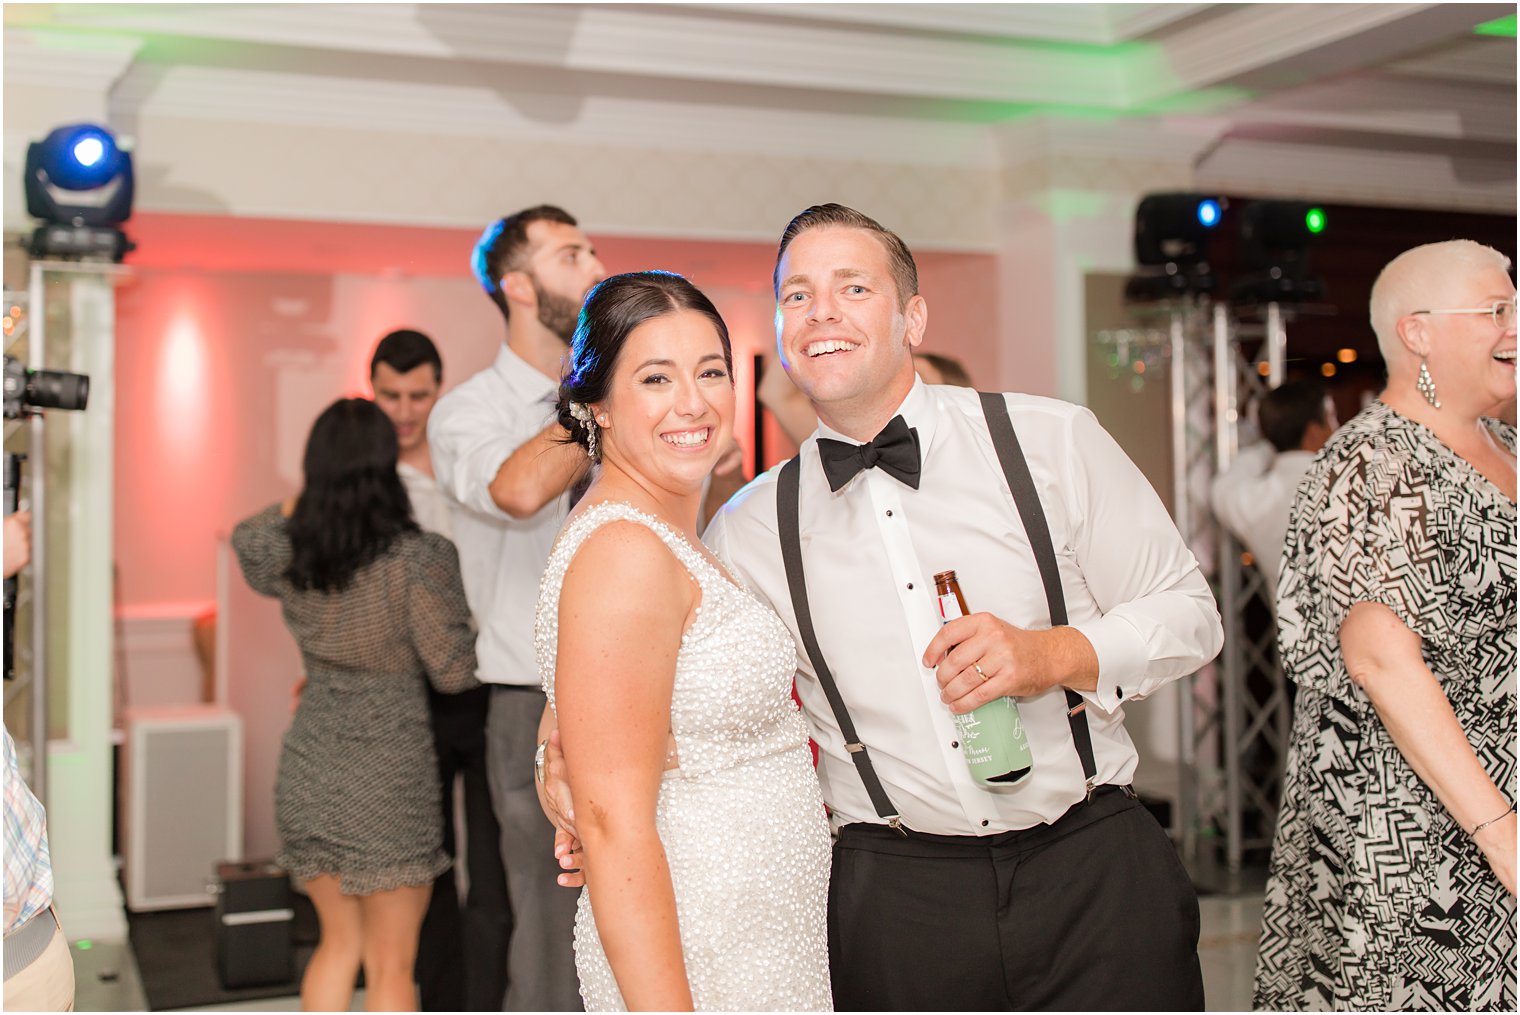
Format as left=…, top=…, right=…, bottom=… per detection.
left=1097, top=298, right=1297, bottom=878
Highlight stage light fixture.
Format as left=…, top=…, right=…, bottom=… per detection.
left=1125, top=192, right=1225, bottom=302
left=24, top=123, right=136, bottom=262
left=1229, top=199, right=1326, bottom=305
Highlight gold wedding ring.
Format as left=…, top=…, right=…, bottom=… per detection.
left=973, top=663, right=989, bottom=682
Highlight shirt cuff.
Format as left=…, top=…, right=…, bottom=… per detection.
left=1069, top=613, right=1149, bottom=713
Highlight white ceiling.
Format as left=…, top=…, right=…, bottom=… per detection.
left=3, top=2, right=1514, bottom=229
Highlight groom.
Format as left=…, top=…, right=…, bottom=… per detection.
left=542, top=204, right=1221, bottom=1010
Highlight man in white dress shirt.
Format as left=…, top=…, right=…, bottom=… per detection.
left=370, top=329, right=509, bottom=1011
left=428, top=206, right=605, bottom=1011
left=701, top=205, right=1222, bottom=1010
left=1210, top=380, right=1338, bottom=601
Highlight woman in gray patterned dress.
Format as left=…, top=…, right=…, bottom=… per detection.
left=233, top=398, right=478, bottom=1012
left=1254, top=240, right=1516, bottom=1010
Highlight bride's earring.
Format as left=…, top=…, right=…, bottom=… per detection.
left=1417, top=358, right=1441, bottom=409
left=568, top=401, right=599, bottom=459
left=588, top=414, right=609, bottom=461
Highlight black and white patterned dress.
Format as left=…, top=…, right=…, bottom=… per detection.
left=1253, top=401, right=1516, bottom=1011
left=232, top=504, right=480, bottom=894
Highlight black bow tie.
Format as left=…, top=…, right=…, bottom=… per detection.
left=817, top=415, right=922, bottom=492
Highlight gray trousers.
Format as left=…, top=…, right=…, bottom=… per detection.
left=486, top=685, right=583, bottom=1011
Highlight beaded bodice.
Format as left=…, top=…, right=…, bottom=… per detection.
left=536, top=501, right=808, bottom=778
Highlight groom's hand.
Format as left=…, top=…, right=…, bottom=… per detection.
left=539, top=729, right=587, bottom=888
left=554, top=828, right=585, bottom=889
left=923, top=614, right=1098, bottom=714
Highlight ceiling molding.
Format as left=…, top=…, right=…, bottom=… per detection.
left=1126, top=3, right=1456, bottom=103
left=2, top=4, right=1510, bottom=234
left=2, top=26, right=142, bottom=90
left=1385, top=35, right=1519, bottom=85
left=1235, top=72, right=1516, bottom=144
left=676, top=2, right=1122, bottom=43
left=1196, top=137, right=1514, bottom=213
left=24, top=3, right=1134, bottom=108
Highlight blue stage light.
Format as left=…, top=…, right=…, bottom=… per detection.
left=1196, top=199, right=1221, bottom=228
left=24, top=122, right=136, bottom=261
left=32, top=124, right=124, bottom=191
left=73, top=136, right=105, bottom=168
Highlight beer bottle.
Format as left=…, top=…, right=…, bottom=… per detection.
left=933, top=569, right=1033, bottom=786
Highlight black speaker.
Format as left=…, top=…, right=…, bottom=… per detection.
left=213, top=860, right=294, bottom=988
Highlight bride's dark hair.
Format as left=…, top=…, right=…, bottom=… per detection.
left=556, top=271, right=733, bottom=460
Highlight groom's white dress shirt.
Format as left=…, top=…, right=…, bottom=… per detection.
left=705, top=379, right=1223, bottom=836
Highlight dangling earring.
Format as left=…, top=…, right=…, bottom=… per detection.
left=1417, top=359, right=1441, bottom=409
left=567, top=402, right=599, bottom=459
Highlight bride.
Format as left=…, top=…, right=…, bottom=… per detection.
left=534, top=270, right=832, bottom=1011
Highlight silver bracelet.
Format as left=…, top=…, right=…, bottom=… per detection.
left=1470, top=802, right=1515, bottom=837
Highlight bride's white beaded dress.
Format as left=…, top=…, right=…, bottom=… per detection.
left=536, top=501, right=833, bottom=1012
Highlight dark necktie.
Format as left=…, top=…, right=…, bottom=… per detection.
left=816, top=415, right=922, bottom=492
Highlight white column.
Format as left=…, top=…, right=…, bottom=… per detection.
left=45, top=267, right=127, bottom=942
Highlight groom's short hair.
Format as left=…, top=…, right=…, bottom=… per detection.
left=772, top=204, right=920, bottom=309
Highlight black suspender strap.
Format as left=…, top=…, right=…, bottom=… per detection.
left=774, top=394, right=1102, bottom=829
left=978, top=391, right=1099, bottom=796
left=777, top=456, right=905, bottom=833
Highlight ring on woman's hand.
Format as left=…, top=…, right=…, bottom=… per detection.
left=973, top=663, right=989, bottom=682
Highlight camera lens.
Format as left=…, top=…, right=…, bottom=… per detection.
left=25, top=369, right=89, bottom=413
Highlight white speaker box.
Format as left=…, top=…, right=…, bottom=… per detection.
left=123, top=704, right=244, bottom=911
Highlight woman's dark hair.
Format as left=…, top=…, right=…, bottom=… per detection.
left=556, top=271, right=733, bottom=460
left=285, top=398, right=419, bottom=592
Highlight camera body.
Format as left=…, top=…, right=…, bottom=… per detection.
left=4, top=354, right=90, bottom=420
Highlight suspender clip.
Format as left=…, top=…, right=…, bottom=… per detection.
left=1084, top=778, right=1097, bottom=803
left=845, top=742, right=865, bottom=754
left=887, top=815, right=907, bottom=837
left=1067, top=701, right=1087, bottom=717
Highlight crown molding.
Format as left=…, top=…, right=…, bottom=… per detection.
left=98, top=61, right=1000, bottom=169
left=1386, top=35, right=1518, bottom=86
left=656, top=4, right=1211, bottom=47
left=1124, top=3, right=1451, bottom=104
left=2, top=27, right=142, bottom=90
left=1195, top=136, right=1515, bottom=213
left=22, top=3, right=1131, bottom=108
left=1233, top=71, right=1516, bottom=144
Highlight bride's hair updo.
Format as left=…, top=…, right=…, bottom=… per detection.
left=556, top=271, right=733, bottom=461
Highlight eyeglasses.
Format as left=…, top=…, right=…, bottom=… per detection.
left=1410, top=297, right=1516, bottom=331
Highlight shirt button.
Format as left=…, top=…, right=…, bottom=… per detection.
left=980, top=819, right=989, bottom=827
left=885, top=509, right=893, bottom=517
left=906, top=582, right=914, bottom=590
left=951, top=740, right=959, bottom=749
left=1117, top=687, right=1125, bottom=699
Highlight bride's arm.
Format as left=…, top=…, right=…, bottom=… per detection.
left=555, top=522, right=696, bottom=1011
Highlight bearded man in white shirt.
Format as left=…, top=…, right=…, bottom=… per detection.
left=429, top=206, right=606, bottom=1012
left=370, top=328, right=509, bottom=1011
left=1210, top=379, right=1338, bottom=601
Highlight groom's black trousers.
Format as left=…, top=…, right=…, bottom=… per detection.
left=826, top=785, right=1204, bottom=1011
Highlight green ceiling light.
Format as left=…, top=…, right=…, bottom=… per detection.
left=1474, top=13, right=1517, bottom=37
left=1305, top=207, right=1326, bottom=235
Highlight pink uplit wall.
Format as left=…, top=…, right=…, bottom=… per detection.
left=114, top=213, right=998, bottom=614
